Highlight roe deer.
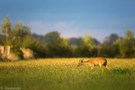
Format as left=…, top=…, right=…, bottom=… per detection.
left=77, top=57, right=109, bottom=70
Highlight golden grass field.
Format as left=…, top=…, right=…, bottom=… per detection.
left=0, top=58, right=135, bottom=90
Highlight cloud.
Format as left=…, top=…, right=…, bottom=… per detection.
left=51, top=21, right=81, bottom=37
left=27, top=20, right=109, bottom=42
left=27, top=20, right=128, bottom=42
left=27, top=20, right=82, bottom=38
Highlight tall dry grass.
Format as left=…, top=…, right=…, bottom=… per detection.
left=0, top=58, right=135, bottom=90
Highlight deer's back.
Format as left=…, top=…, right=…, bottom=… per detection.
left=87, top=57, right=107, bottom=66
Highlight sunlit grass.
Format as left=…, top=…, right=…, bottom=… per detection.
left=0, top=58, right=135, bottom=90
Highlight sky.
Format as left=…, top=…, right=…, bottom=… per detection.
left=0, top=0, right=135, bottom=42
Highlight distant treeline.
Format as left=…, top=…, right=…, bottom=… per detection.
left=0, top=17, right=135, bottom=58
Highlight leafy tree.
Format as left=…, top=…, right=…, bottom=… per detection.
left=75, top=34, right=95, bottom=57
left=117, top=30, right=135, bottom=58
left=0, top=34, right=5, bottom=45
left=1, top=17, right=12, bottom=37
left=99, top=33, right=120, bottom=57
left=69, top=37, right=80, bottom=45
left=9, top=23, right=31, bottom=47
left=104, top=33, right=119, bottom=45
left=1, top=17, right=12, bottom=45
left=83, top=34, right=94, bottom=50
left=44, top=31, right=62, bottom=47
left=44, top=31, right=71, bottom=57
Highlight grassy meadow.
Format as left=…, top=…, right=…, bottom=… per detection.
left=0, top=58, right=135, bottom=90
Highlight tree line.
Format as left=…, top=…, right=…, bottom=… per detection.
left=0, top=17, right=135, bottom=59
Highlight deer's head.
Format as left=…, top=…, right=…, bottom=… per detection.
left=77, top=59, right=84, bottom=67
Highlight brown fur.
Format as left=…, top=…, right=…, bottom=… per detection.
left=77, top=57, right=109, bottom=70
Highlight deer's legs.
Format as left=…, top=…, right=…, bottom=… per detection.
left=105, top=65, right=110, bottom=71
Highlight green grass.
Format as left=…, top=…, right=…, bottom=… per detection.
left=0, top=58, right=135, bottom=90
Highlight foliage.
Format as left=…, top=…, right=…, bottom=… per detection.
left=44, top=31, right=71, bottom=57
left=0, top=17, right=135, bottom=58
left=1, top=17, right=12, bottom=38
left=75, top=34, right=96, bottom=57
left=99, top=33, right=120, bottom=57
left=116, top=30, right=135, bottom=58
